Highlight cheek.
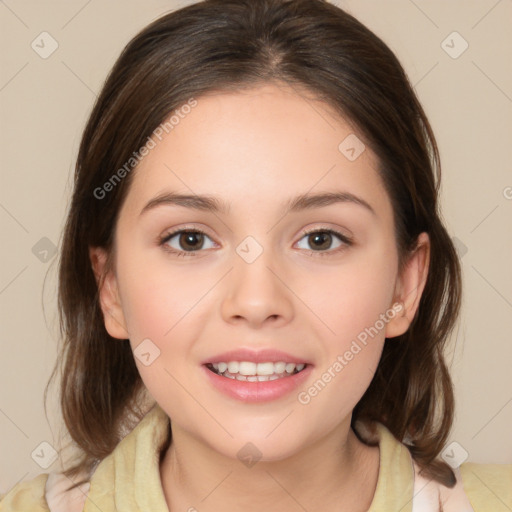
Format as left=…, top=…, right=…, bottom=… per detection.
left=297, top=274, right=391, bottom=423
left=116, top=253, right=227, bottom=400
left=307, top=250, right=397, bottom=346
left=117, top=257, right=216, bottom=407
left=117, top=232, right=398, bottom=421
left=295, top=248, right=396, bottom=412
left=118, top=252, right=218, bottom=344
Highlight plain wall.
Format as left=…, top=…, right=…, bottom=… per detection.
left=1, top=0, right=511, bottom=493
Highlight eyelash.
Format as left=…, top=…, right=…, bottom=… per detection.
left=158, top=227, right=353, bottom=258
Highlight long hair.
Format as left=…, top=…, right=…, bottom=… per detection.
left=46, top=0, right=462, bottom=490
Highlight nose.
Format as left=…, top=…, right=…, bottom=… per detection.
left=220, top=247, right=294, bottom=329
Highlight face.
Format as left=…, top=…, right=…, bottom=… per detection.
left=91, top=82, right=429, bottom=461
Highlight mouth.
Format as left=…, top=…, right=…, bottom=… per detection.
left=202, top=359, right=313, bottom=402
left=205, top=361, right=308, bottom=381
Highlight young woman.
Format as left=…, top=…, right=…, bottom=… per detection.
left=1, top=1, right=510, bottom=511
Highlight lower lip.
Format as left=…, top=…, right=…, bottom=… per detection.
left=202, top=364, right=313, bottom=403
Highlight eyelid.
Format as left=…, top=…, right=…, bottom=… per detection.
left=294, top=226, right=353, bottom=255
left=159, top=224, right=217, bottom=242
left=298, top=225, right=352, bottom=240
left=157, top=226, right=218, bottom=246
left=158, top=223, right=353, bottom=258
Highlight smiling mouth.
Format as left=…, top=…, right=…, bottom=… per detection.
left=205, top=361, right=308, bottom=381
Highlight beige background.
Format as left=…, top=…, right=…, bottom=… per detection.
left=1, top=0, right=511, bottom=493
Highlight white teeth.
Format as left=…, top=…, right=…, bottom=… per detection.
left=236, top=374, right=273, bottom=382
left=255, top=362, right=274, bottom=376
left=274, top=362, right=286, bottom=373
left=209, top=360, right=307, bottom=379
left=285, top=362, right=295, bottom=374
left=239, top=361, right=257, bottom=375
left=227, top=361, right=239, bottom=374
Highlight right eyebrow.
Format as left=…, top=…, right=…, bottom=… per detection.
left=139, top=192, right=231, bottom=217
left=138, top=189, right=376, bottom=218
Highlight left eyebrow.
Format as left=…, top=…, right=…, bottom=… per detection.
left=285, top=191, right=376, bottom=216
left=139, top=190, right=376, bottom=217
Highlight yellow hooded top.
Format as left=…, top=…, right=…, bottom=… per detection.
left=1, top=403, right=510, bottom=511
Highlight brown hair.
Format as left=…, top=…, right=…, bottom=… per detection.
left=47, top=0, right=462, bottom=491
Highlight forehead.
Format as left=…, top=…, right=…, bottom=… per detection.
left=121, top=83, right=393, bottom=223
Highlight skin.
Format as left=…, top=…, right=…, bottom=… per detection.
left=90, top=82, right=430, bottom=512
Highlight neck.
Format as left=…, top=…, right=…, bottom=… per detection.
left=159, top=418, right=379, bottom=512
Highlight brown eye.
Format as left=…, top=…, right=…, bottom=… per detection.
left=161, top=229, right=216, bottom=253
left=179, top=231, right=205, bottom=251
left=295, top=229, right=352, bottom=254
left=307, top=232, right=332, bottom=251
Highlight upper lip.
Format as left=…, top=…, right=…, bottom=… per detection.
left=202, top=348, right=312, bottom=365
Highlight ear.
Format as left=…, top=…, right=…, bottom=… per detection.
left=385, top=232, right=430, bottom=338
left=89, top=246, right=130, bottom=340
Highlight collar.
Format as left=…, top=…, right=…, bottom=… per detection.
left=82, top=403, right=414, bottom=512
